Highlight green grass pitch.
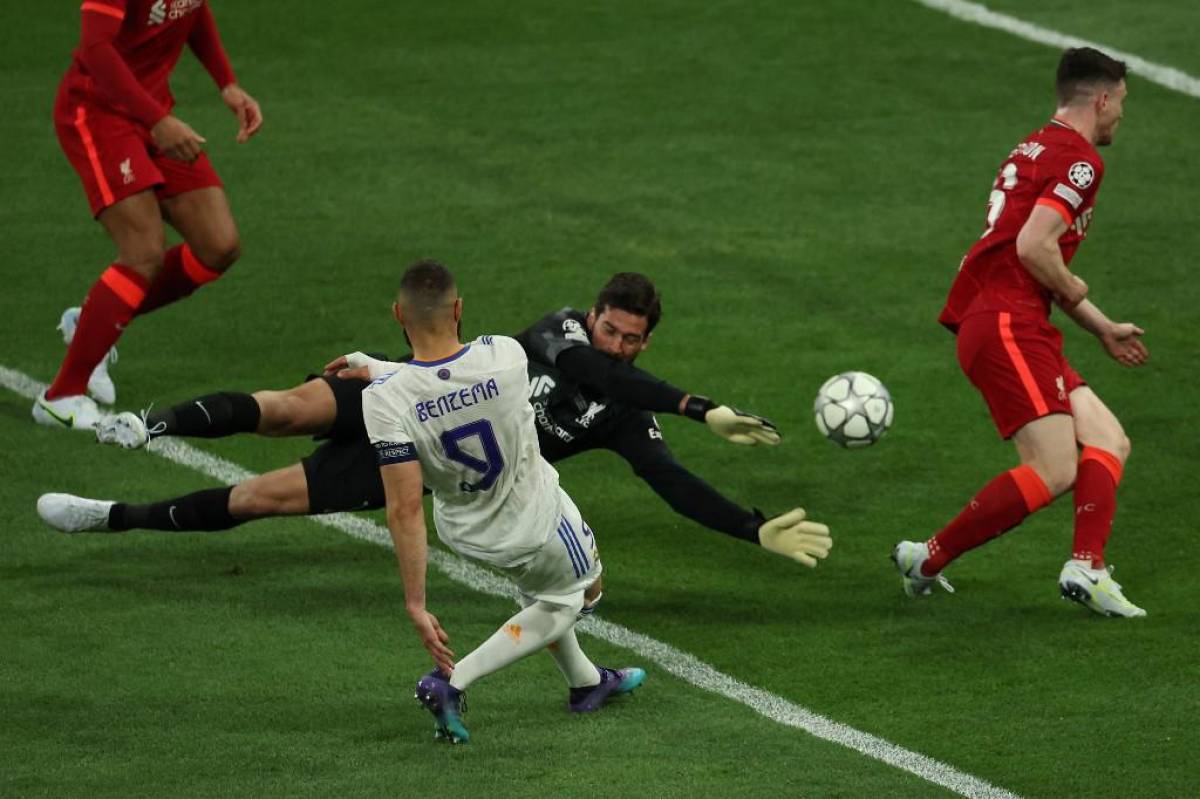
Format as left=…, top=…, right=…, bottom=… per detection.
left=2, top=1, right=1198, bottom=796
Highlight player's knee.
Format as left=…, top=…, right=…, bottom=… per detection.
left=1112, top=433, right=1131, bottom=463
left=1047, top=459, right=1077, bottom=496
left=121, top=241, right=166, bottom=280
left=196, top=234, right=240, bottom=272
left=229, top=480, right=300, bottom=518
left=253, top=391, right=307, bottom=436
left=213, top=235, right=240, bottom=270
left=228, top=482, right=272, bottom=517
left=1031, top=457, right=1075, bottom=497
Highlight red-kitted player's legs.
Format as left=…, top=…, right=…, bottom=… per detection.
left=44, top=108, right=239, bottom=428
left=1057, top=386, right=1144, bottom=617
left=36, top=190, right=164, bottom=430
left=142, top=185, right=240, bottom=315
left=892, top=413, right=1068, bottom=596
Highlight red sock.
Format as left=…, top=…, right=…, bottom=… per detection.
left=137, top=244, right=222, bottom=316
left=1072, top=447, right=1123, bottom=568
left=923, top=464, right=1052, bottom=575
left=46, top=264, right=147, bottom=399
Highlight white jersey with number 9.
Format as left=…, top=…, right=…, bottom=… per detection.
left=362, top=335, right=561, bottom=568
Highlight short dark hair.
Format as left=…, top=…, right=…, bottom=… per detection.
left=593, top=272, right=662, bottom=333
left=398, top=259, right=456, bottom=318
left=1056, top=47, right=1127, bottom=105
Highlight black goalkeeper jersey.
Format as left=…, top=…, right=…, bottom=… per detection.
left=514, top=308, right=762, bottom=541
left=516, top=308, right=658, bottom=461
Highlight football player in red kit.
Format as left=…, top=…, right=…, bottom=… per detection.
left=35, top=0, right=262, bottom=429
left=893, top=47, right=1149, bottom=617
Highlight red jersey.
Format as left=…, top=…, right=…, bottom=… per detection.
left=939, top=120, right=1104, bottom=331
left=58, top=0, right=234, bottom=128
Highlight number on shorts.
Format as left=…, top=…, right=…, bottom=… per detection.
left=441, top=419, right=505, bottom=492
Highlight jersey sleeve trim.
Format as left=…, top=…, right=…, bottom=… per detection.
left=1035, top=196, right=1073, bottom=226
left=81, top=2, right=124, bottom=20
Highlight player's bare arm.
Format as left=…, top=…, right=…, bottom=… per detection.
left=1015, top=204, right=1089, bottom=307
left=1060, top=299, right=1148, bottom=367
left=379, top=459, right=455, bottom=674
left=220, top=84, right=262, bottom=143
left=187, top=5, right=260, bottom=143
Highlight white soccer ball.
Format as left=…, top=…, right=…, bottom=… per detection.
left=813, top=371, right=893, bottom=448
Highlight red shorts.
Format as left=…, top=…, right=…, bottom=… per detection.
left=55, top=96, right=222, bottom=217
left=957, top=311, right=1085, bottom=439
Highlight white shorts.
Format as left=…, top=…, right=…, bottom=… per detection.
left=502, top=488, right=601, bottom=608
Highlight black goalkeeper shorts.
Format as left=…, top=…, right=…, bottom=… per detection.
left=300, top=376, right=385, bottom=514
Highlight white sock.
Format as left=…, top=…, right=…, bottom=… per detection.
left=547, top=628, right=600, bottom=688
left=449, top=599, right=577, bottom=691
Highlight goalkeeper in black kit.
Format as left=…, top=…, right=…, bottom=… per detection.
left=39, top=272, right=832, bottom=567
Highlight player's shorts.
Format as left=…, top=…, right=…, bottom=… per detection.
left=957, top=311, right=1085, bottom=439
left=300, top=376, right=381, bottom=514
left=501, top=489, right=601, bottom=609
left=55, top=96, right=222, bottom=217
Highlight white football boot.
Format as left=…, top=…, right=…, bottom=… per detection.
left=32, top=390, right=103, bottom=431
left=59, top=306, right=118, bottom=405
left=1059, top=560, right=1146, bottom=618
left=95, top=410, right=152, bottom=450
left=892, top=540, right=955, bottom=597
left=37, top=493, right=114, bottom=532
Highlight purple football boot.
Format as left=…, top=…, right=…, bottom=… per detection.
left=414, top=669, right=469, bottom=743
left=568, top=666, right=646, bottom=713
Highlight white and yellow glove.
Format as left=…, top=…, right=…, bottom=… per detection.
left=757, top=508, right=832, bottom=567
left=683, top=395, right=781, bottom=445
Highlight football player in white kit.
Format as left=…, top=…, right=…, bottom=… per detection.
left=362, top=260, right=644, bottom=744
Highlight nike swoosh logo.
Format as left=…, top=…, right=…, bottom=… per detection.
left=1084, top=574, right=1102, bottom=585
left=168, top=505, right=180, bottom=529
left=195, top=401, right=212, bottom=424
left=39, top=401, right=75, bottom=427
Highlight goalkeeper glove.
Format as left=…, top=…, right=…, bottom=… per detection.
left=683, top=395, right=780, bottom=445
left=757, top=507, right=832, bottom=567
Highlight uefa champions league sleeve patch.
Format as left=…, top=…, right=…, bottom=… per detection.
left=1067, top=161, right=1095, bottom=189
left=374, top=440, right=418, bottom=465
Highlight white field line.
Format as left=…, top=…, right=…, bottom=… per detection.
left=913, top=0, right=1200, bottom=100
left=5, top=364, right=1019, bottom=799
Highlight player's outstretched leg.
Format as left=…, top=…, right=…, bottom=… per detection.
left=414, top=670, right=469, bottom=744
left=96, top=378, right=342, bottom=449
left=418, top=598, right=580, bottom=743
left=895, top=415, right=1073, bottom=598
left=38, top=488, right=238, bottom=533
left=38, top=465, right=311, bottom=534
left=96, top=391, right=262, bottom=449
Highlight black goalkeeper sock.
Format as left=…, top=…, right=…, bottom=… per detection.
left=144, top=392, right=261, bottom=439
left=109, top=487, right=240, bottom=532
